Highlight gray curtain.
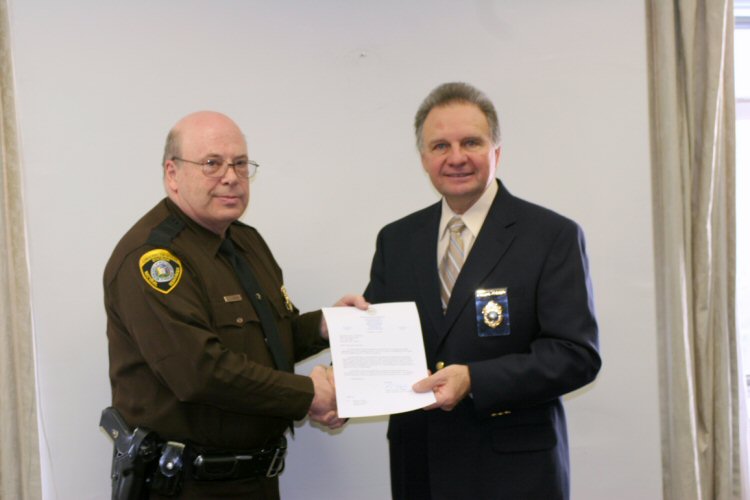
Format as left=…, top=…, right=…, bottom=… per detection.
left=0, top=0, right=42, bottom=498
left=647, top=0, right=747, bottom=498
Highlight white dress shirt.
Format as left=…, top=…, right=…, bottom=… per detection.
left=437, top=180, right=498, bottom=266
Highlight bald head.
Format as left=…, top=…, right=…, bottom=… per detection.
left=162, top=111, right=246, bottom=167
left=162, top=111, right=250, bottom=235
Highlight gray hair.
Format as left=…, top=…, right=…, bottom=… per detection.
left=414, top=82, right=500, bottom=150
left=162, top=128, right=180, bottom=167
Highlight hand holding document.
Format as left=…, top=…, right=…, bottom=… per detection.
left=322, top=302, right=436, bottom=418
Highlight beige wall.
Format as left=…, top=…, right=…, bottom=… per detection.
left=8, top=1, right=661, bottom=498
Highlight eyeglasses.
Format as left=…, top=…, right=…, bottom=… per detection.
left=171, top=156, right=259, bottom=178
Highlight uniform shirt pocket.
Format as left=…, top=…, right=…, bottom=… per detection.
left=212, top=298, right=261, bottom=328
left=210, top=299, right=261, bottom=352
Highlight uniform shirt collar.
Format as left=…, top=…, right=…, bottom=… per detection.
left=225, top=224, right=252, bottom=254
left=164, top=197, right=226, bottom=256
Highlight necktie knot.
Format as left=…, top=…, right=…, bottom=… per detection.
left=219, top=237, right=236, bottom=257
left=448, top=217, right=465, bottom=235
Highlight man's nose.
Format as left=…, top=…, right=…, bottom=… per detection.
left=446, top=145, right=467, bottom=165
left=220, top=163, right=241, bottom=183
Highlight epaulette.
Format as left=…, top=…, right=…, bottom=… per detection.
left=147, top=214, right=185, bottom=247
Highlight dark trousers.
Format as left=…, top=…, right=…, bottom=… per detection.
left=149, top=475, right=279, bottom=500
left=389, top=436, right=432, bottom=500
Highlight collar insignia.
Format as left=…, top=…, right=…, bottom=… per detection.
left=280, top=285, right=294, bottom=312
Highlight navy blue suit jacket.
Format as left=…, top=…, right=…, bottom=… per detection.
left=364, top=181, right=601, bottom=500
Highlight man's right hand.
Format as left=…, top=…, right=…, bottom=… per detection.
left=309, top=365, right=346, bottom=430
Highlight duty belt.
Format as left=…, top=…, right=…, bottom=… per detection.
left=189, top=436, right=287, bottom=481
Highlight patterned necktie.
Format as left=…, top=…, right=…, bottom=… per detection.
left=439, top=216, right=466, bottom=312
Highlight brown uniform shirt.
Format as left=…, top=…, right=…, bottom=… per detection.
left=104, top=198, right=327, bottom=450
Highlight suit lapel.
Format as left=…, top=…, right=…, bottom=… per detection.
left=440, top=183, right=518, bottom=342
left=409, top=204, right=443, bottom=348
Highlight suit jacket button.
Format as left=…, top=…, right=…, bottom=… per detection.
left=435, top=361, right=445, bottom=371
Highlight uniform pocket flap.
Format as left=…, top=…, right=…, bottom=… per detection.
left=211, top=299, right=260, bottom=328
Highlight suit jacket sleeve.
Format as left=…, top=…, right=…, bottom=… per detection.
left=469, top=220, right=601, bottom=414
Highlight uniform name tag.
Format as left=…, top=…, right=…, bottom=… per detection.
left=475, top=288, right=511, bottom=337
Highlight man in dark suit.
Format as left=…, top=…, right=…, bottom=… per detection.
left=364, top=82, right=601, bottom=499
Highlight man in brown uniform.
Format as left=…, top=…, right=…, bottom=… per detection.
left=104, top=111, right=361, bottom=498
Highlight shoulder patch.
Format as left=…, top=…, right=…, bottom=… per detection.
left=139, top=249, right=183, bottom=294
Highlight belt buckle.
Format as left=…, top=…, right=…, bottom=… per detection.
left=265, top=446, right=286, bottom=478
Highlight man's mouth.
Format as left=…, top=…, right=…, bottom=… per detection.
left=215, top=194, right=240, bottom=202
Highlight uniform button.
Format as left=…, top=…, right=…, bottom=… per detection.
left=235, top=317, right=244, bottom=324
left=255, top=293, right=262, bottom=300
left=435, top=361, right=445, bottom=371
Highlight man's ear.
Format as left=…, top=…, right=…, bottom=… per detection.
left=164, top=160, right=179, bottom=192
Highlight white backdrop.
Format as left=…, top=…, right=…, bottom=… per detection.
left=8, top=1, right=662, bottom=498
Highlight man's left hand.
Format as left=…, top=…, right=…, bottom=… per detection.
left=412, top=364, right=471, bottom=411
left=320, top=294, right=369, bottom=339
